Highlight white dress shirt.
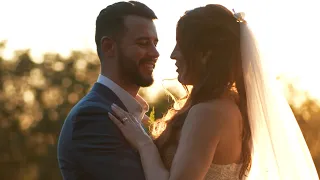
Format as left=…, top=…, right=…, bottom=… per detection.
left=97, top=74, right=150, bottom=122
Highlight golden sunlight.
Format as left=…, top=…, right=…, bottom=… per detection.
left=0, top=0, right=319, bottom=102
left=1, top=1, right=320, bottom=179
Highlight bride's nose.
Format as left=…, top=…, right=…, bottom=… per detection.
left=170, top=45, right=178, bottom=60
left=170, top=52, right=176, bottom=60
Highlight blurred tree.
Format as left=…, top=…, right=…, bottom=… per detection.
left=289, top=94, right=320, bottom=175
left=0, top=43, right=100, bottom=180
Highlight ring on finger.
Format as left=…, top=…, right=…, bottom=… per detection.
left=122, top=117, right=129, bottom=123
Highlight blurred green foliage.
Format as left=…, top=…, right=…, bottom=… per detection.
left=0, top=41, right=318, bottom=179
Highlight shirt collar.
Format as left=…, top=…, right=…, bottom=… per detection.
left=97, top=74, right=149, bottom=120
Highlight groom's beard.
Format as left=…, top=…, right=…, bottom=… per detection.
left=118, top=50, right=154, bottom=87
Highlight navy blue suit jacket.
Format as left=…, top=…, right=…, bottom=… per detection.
left=58, top=83, right=146, bottom=180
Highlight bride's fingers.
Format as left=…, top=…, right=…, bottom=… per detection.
left=108, top=112, right=124, bottom=129
left=111, top=104, right=127, bottom=119
left=127, top=113, right=138, bottom=124
left=111, top=104, right=139, bottom=126
left=111, top=104, right=136, bottom=125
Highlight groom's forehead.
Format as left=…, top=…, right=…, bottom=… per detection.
left=123, top=15, right=157, bottom=39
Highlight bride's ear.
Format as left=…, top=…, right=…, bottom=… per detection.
left=201, top=51, right=213, bottom=65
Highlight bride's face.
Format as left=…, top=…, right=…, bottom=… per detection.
left=170, top=44, right=192, bottom=85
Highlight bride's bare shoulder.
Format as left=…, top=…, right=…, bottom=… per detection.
left=191, top=98, right=240, bottom=116
left=185, top=99, right=241, bottom=128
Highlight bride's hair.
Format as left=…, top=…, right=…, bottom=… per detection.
left=152, top=4, right=252, bottom=179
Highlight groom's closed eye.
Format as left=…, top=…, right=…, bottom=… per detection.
left=136, top=37, right=158, bottom=47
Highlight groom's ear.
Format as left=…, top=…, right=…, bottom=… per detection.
left=101, top=36, right=116, bottom=57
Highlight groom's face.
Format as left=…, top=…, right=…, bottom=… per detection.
left=116, top=15, right=159, bottom=87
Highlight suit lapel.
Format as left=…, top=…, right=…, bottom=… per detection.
left=91, top=82, right=128, bottom=112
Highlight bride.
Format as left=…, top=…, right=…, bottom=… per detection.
left=108, top=4, right=318, bottom=180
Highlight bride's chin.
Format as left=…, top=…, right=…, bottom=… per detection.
left=177, top=75, right=187, bottom=85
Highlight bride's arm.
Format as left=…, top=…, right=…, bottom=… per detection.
left=138, top=140, right=169, bottom=180
left=109, top=101, right=234, bottom=180
left=138, top=101, right=233, bottom=180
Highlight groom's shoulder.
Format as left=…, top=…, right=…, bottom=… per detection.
left=67, top=91, right=113, bottom=119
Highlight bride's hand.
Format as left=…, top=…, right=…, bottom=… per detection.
left=108, top=103, right=153, bottom=151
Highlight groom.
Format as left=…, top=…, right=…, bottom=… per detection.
left=57, top=1, right=159, bottom=179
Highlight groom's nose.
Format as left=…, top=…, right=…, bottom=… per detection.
left=148, top=44, right=159, bottom=59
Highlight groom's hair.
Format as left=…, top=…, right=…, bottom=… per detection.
left=95, top=1, right=157, bottom=60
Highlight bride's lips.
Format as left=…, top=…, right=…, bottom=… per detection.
left=175, top=63, right=180, bottom=72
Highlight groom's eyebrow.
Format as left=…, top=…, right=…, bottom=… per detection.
left=136, top=36, right=159, bottom=43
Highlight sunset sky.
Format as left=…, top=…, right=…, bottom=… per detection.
left=0, top=0, right=319, bottom=103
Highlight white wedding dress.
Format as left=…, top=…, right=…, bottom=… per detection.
left=162, top=138, right=242, bottom=180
